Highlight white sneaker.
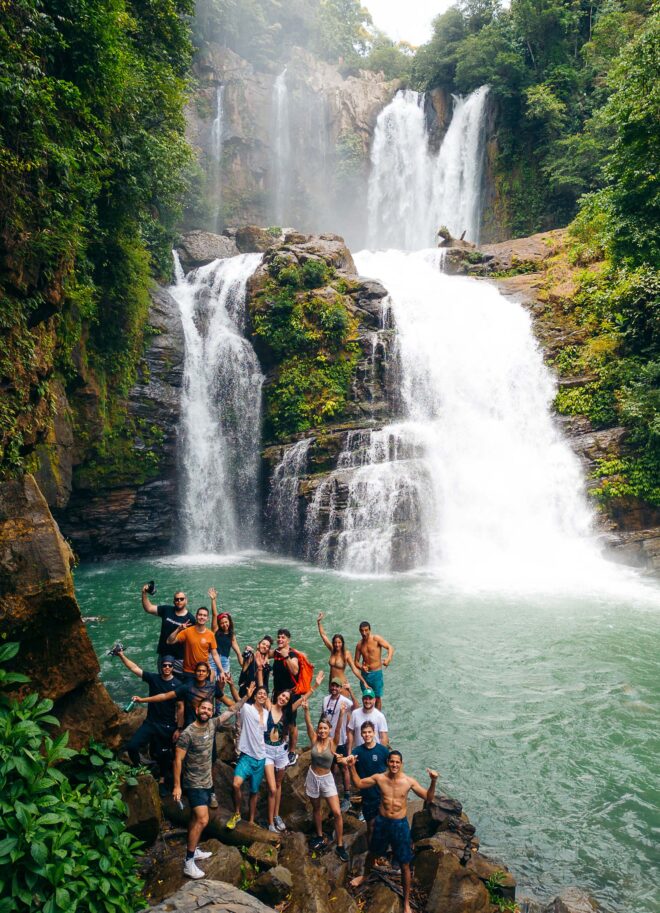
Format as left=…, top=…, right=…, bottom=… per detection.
left=268, top=824, right=279, bottom=833
left=194, top=848, right=213, bottom=860
left=274, top=815, right=286, bottom=832
left=183, top=858, right=205, bottom=879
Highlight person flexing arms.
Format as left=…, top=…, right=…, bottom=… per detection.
left=342, top=751, right=438, bottom=913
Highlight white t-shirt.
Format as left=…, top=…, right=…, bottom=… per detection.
left=348, top=707, right=388, bottom=748
left=322, top=694, right=352, bottom=743
left=238, top=702, right=267, bottom=760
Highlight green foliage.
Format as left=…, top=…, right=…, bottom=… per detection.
left=360, top=35, right=414, bottom=81
left=484, top=870, right=519, bottom=911
left=0, top=643, right=144, bottom=913
left=251, top=256, right=360, bottom=439
left=0, top=0, right=193, bottom=476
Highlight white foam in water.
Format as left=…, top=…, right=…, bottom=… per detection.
left=352, top=249, right=651, bottom=595
left=170, top=252, right=263, bottom=555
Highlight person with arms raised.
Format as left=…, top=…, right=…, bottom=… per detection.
left=167, top=606, right=225, bottom=684
left=208, top=586, right=242, bottom=676
left=317, top=612, right=368, bottom=696
left=141, top=585, right=194, bottom=679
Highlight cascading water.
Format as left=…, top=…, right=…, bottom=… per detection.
left=170, top=252, right=263, bottom=555
left=332, top=248, right=605, bottom=588
left=266, top=439, right=311, bottom=553
left=272, top=68, right=291, bottom=226
left=367, top=86, right=489, bottom=249
left=210, top=85, right=225, bottom=230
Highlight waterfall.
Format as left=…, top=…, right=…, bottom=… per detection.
left=170, top=252, right=263, bottom=555
left=210, top=85, right=225, bottom=230
left=332, top=249, right=602, bottom=587
left=266, top=439, right=311, bottom=553
left=272, top=68, right=291, bottom=226
left=367, top=86, right=490, bottom=249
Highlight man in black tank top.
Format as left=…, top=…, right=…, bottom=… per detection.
left=272, top=629, right=300, bottom=763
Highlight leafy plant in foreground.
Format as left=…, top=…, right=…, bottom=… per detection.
left=0, top=642, right=144, bottom=913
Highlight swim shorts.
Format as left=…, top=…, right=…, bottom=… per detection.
left=361, top=669, right=384, bottom=698
left=370, top=814, right=413, bottom=864
left=234, top=753, right=266, bottom=794
left=185, top=787, right=213, bottom=809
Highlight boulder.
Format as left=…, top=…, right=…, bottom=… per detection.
left=0, top=474, right=120, bottom=748
left=250, top=864, right=293, bottom=905
left=425, top=851, right=491, bottom=913
left=328, top=886, right=361, bottom=913
left=544, top=888, right=601, bottom=913
left=235, top=225, right=279, bottom=253
left=246, top=840, right=279, bottom=869
left=142, top=840, right=246, bottom=903
left=466, top=853, right=516, bottom=901
left=176, top=230, right=239, bottom=269
left=215, top=728, right=236, bottom=763
left=202, top=841, right=249, bottom=886
left=279, top=831, right=334, bottom=913
left=367, top=882, right=403, bottom=913
left=121, top=773, right=161, bottom=845
left=143, top=879, right=274, bottom=912
left=278, top=750, right=314, bottom=832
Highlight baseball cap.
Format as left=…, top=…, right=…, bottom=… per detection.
left=160, top=655, right=176, bottom=665
left=362, top=688, right=376, bottom=699
left=330, top=677, right=343, bottom=686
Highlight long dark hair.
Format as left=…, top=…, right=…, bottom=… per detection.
left=331, top=633, right=345, bottom=655
left=217, top=611, right=234, bottom=636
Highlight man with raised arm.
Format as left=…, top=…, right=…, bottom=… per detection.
left=173, top=684, right=254, bottom=879
left=116, top=647, right=186, bottom=794
left=354, top=621, right=394, bottom=710
left=271, top=628, right=301, bottom=764
left=166, top=606, right=225, bottom=683
left=141, top=585, right=194, bottom=679
left=342, top=751, right=439, bottom=913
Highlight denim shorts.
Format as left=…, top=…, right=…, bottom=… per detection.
left=234, top=753, right=266, bottom=794
left=370, top=814, right=413, bottom=864
left=185, top=787, right=213, bottom=809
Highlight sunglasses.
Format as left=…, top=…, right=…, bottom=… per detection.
left=161, top=663, right=174, bottom=668
left=174, top=597, right=186, bottom=602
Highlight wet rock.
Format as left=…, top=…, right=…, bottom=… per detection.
left=250, top=864, right=293, bottom=905
left=544, top=888, right=601, bottom=913
left=480, top=230, right=567, bottom=273
left=466, top=853, right=516, bottom=900
left=144, top=879, right=273, bottom=912
left=425, top=850, right=491, bottom=913
left=121, top=773, right=161, bottom=845
left=33, top=379, right=74, bottom=510
left=246, top=840, right=279, bottom=869
left=176, top=230, right=239, bottom=269
left=0, top=474, right=120, bottom=748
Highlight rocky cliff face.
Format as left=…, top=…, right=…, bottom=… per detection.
left=0, top=474, right=120, bottom=748
left=55, top=286, right=185, bottom=559
left=185, top=45, right=399, bottom=247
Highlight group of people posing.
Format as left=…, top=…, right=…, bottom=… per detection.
left=114, top=585, right=438, bottom=913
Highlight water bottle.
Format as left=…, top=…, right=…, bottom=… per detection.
left=123, top=699, right=135, bottom=712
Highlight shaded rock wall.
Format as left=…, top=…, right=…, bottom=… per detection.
left=0, top=474, right=120, bottom=747
left=186, top=45, right=400, bottom=247
left=56, top=286, right=184, bottom=559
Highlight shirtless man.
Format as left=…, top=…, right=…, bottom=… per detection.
left=342, top=751, right=438, bottom=913
left=354, top=621, right=394, bottom=710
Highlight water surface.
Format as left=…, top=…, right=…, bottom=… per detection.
left=77, top=554, right=659, bottom=913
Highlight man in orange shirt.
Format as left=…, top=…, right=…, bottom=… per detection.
left=167, top=607, right=225, bottom=683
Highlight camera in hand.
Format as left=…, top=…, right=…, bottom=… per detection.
left=107, top=641, right=125, bottom=657
left=146, top=580, right=156, bottom=595
left=242, top=647, right=254, bottom=661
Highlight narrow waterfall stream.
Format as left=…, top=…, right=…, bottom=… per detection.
left=170, top=253, right=263, bottom=554
left=272, top=68, right=291, bottom=226
left=210, top=84, right=225, bottom=230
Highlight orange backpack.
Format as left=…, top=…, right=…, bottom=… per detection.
left=290, top=649, right=315, bottom=695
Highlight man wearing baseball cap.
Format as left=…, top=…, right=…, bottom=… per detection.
left=321, top=677, right=357, bottom=811
left=346, top=687, right=388, bottom=751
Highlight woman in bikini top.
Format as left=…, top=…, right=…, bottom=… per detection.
left=317, top=612, right=367, bottom=694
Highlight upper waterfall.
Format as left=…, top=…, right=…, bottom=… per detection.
left=170, top=252, right=263, bottom=555
left=272, top=68, right=291, bottom=226
left=367, top=86, right=490, bottom=249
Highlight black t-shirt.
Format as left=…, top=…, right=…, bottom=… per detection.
left=156, top=604, right=195, bottom=658
left=352, top=742, right=389, bottom=808
left=238, top=654, right=271, bottom=698
left=272, top=650, right=299, bottom=695
left=178, top=679, right=227, bottom=727
left=141, top=671, right=185, bottom=727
